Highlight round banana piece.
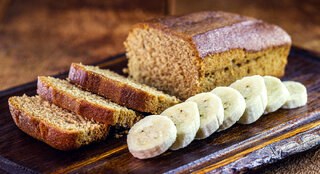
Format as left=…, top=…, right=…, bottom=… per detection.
left=186, top=92, right=224, bottom=139
left=263, top=76, right=290, bottom=114
left=282, top=81, right=307, bottom=109
left=161, top=102, right=200, bottom=150
left=230, top=75, right=268, bottom=124
left=211, top=87, right=246, bottom=131
left=127, top=115, right=177, bottom=159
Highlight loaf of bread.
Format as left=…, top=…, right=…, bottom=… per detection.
left=37, top=76, right=142, bottom=127
left=125, top=11, right=292, bottom=99
left=8, top=95, right=109, bottom=150
left=68, top=63, right=180, bottom=114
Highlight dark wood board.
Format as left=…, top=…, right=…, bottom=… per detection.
left=0, top=47, right=319, bottom=174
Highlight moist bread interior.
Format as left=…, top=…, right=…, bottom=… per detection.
left=12, top=95, right=107, bottom=145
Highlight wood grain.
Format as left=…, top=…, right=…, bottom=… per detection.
left=0, top=47, right=319, bottom=173
left=212, top=124, right=320, bottom=173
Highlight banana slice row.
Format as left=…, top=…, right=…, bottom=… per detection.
left=127, top=75, right=308, bottom=159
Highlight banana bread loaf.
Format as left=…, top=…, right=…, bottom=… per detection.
left=68, top=63, right=180, bottom=114
left=8, top=95, right=109, bottom=150
left=125, top=11, right=291, bottom=99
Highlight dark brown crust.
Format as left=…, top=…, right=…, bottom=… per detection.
left=37, top=76, right=118, bottom=125
left=8, top=97, right=80, bottom=151
left=68, top=63, right=159, bottom=113
left=132, top=11, right=292, bottom=58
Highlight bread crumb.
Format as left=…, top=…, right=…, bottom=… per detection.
left=122, top=68, right=129, bottom=74
left=115, top=134, right=123, bottom=138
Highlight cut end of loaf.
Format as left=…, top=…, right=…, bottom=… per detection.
left=8, top=95, right=108, bottom=150
left=125, top=26, right=201, bottom=100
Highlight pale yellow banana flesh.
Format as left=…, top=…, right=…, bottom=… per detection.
left=230, top=75, right=267, bottom=124
left=186, top=92, right=224, bottom=139
left=127, top=115, right=177, bottom=159
left=263, top=76, right=290, bottom=114
left=211, top=87, right=246, bottom=131
left=161, top=102, right=200, bottom=150
left=282, top=81, right=307, bottom=109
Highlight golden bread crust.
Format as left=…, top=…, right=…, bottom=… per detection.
left=68, top=63, right=179, bottom=114
left=37, top=76, right=117, bottom=125
left=69, top=63, right=150, bottom=112
left=8, top=97, right=81, bottom=151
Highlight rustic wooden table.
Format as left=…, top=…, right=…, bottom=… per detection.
left=0, top=0, right=319, bottom=173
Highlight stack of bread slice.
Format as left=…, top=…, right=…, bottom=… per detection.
left=8, top=63, right=180, bottom=150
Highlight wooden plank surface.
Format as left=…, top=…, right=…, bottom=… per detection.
left=0, top=47, right=319, bottom=173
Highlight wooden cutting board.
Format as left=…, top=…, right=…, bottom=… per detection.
left=0, top=47, right=319, bottom=174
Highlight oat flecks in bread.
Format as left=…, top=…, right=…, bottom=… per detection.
left=37, top=76, right=141, bottom=128
left=125, top=11, right=292, bottom=99
left=68, top=63, right=180, bottom=114
left=8, top=95, right=109, bottom=150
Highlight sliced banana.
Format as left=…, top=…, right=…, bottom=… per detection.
left=211, top=87, right=246, bottom=131
left=127, top=115, right=177, bottom=159
left=282, top=81, right=307, bottom=109
left=186, top=92, right=224, bottom=139
left=230, top=75, right=267, bottom=124
left=161, top=102, right=200, bottom=150
left=263, top=76, right=290, bottom=114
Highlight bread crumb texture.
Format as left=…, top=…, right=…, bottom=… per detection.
left=38, top=76, right=141, bottom=127
left=70, top=63, right=180, bottom=114
left=8, top=95, right=108, bottom=150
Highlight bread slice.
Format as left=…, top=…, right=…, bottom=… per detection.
left=8, top=95, right=109, bottom=150
left=125, top=11, right=291, bottom=99
left=68, top=63, right=180, bottom=114
left=37, top=76, right=141, bottom=128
